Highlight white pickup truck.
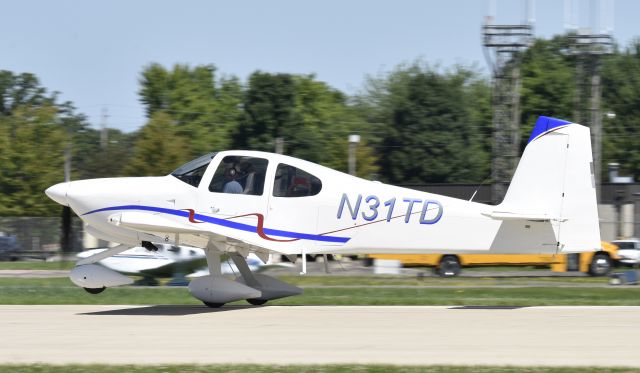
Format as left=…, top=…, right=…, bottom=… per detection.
left=612, top=239, right=640, bottom=265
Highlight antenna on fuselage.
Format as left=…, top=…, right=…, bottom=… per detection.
left=469, top=190, right=479, bottom=202
left=469, top=177, right=491, bottom=202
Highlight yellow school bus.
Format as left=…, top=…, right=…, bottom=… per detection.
left=368, top=241, right=619, bottom=277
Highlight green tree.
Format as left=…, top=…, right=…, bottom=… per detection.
left=293, top=75, right=379, bottom=177
left=234, top=72, right=378, bottom=176
left=0, top=71, right=51, bottom=115
left=73, top=127, right=136, bottom=179
left=0, top=71, right=92, bottom=216
left=0, top=104, right=66, bottom=216
left=234, top=72, right=298, bottom=152
left=138, top=63, right=242, bottom=157
left=124, top=112, right=190, bottom=176
left=357, top=62, right=490, bottom=184
left=518, top=36, right=640, bottom=180
left=601, top=40, right=640, bottom=178
left=519, top=36, right=576, bottom=150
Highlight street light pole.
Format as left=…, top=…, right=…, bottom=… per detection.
left=348, top=134, right=360, bottom=176
left=275, top=137, right=284, bottom=155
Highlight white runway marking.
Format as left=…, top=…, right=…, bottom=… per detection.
left=1, top=305, right=639, bottom=367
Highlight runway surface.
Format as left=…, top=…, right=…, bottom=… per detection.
left=0, top=269, right=69, bottom=278
left=1, top=305, right=640, bottom=367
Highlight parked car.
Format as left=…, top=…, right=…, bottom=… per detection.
left=612, top=239, right=640, bottom=266
left=0, top=234, right=21, bottom=261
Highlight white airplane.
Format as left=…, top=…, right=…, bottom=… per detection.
left=76, top=244, right=206, bottom=287
left=192, top=253, right=268, bottom=278
left=46, top=116, right=600, bottom=307
left=76, top=245, right=266, bottom=288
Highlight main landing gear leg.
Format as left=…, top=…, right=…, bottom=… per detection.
left=230, top=252, right=267, bottom=305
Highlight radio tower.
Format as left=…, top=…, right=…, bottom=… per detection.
left=483, top=0, right=534, bottom=204
left=566, top=0, right=614, bottom=201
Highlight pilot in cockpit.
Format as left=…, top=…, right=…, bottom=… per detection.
left=222, top=167, right=243, bottom=194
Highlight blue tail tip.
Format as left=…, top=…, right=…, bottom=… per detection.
left=528, top=116, right=572, bottom=144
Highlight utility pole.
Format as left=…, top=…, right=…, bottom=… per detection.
left=100, top=107, right=109, bottom=150
left=482, top=0, right=533, bottom=204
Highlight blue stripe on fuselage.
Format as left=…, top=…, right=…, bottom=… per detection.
left=82, top=205, right=350, bottom=243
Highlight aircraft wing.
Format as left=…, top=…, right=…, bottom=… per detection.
left=109, top=210, right=290, bottom=257
left=77, top=244, right=130, bottom=265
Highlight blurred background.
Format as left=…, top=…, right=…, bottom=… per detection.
left=0, top=0, right=639, bottom=266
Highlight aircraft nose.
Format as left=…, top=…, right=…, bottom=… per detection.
left=45, top=182, right=70, bottom=206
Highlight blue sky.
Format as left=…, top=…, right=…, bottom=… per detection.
left=2, top=0, right=638, bottom=132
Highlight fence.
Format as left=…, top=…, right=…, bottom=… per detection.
left=0, top=217, right=84, bottom=259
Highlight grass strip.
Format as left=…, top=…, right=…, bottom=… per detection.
left=279, top=275, right=608, bottom=286
left=0, top=278, right=638, bottom=306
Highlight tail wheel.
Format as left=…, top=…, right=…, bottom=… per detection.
left=247, top=298, right=268, bottom=306
left=203, top=301, right=225, bottom=308
left=588, top=253, right=612, bottom=276
left=83, top=287, right=105, bottom=294
left=437, top=255, right=461, bottom=277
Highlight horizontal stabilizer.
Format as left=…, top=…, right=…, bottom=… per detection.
left=483, top=211, right=563, bottom=222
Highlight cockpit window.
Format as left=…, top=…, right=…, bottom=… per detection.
left=209, top=156, right=269, bottom=196
left=171, top=152, right=217, bottom=187
left=273, top=163, right=322, bottom=197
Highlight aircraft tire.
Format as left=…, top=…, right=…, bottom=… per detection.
left=203, top=301, right=225, bottom=308
left=84, top=287, right=106, bottom=294
left=437, top=255, right=461, bottom=277
left=247, top=298, right=268, bottom=306
left=588, top=252, right=612, bottom=276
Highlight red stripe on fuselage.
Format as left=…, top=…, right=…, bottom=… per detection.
left=227, top=213, right=299, bottom=242
left=181, top=209, right=204, bottom=223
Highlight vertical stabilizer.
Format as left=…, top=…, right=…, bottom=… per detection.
left=497, top=116, right=600, bottom=253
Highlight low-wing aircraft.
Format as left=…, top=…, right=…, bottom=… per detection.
left=77, top=245, right=267, bottom=286
left=76, top=244, right=206, bottom=286
left=46, top=116, right=601, bottom=307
